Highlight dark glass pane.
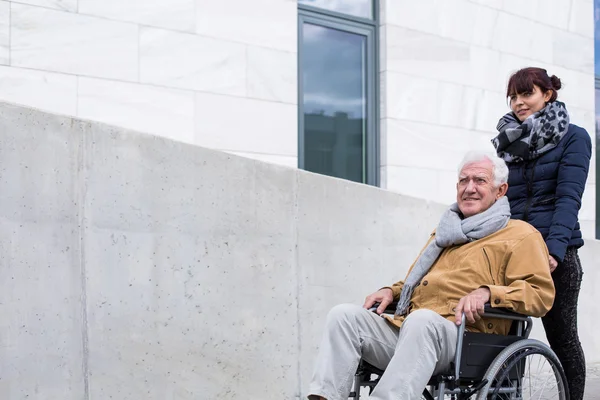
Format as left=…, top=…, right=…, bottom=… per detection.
left=299, top=0, right=373, bottom=19
left=302, top=23, right=367, bottom=183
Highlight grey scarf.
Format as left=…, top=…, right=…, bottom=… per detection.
left=492, top=101, right=569, bottom=163
left=395, top=197, right=511, bottom=316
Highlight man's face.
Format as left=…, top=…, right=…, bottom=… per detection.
left=456, top=159, right=505, bottom=218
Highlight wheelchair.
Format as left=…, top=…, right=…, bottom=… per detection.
left=350, top=303, right=568, bottom=400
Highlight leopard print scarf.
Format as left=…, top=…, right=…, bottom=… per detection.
left=492, top=101, right=570, bottom=163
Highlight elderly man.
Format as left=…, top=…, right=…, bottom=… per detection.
left=307, top=152, right=555, bottom=400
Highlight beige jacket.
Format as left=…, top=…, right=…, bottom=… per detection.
left=384, top=220, right=555, bottom=335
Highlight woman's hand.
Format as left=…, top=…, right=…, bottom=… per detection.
left=549, top=255, right=558, bottom=273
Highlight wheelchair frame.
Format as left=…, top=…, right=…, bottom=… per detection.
left=350, top=304, right=568, bottom=400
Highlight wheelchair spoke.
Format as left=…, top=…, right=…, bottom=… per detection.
left=493, top=352, right=564, bottom=400
left=527, top=355, right=561, bottom=400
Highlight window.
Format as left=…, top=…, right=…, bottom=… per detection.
left=298, top=1, right=379, bottom=185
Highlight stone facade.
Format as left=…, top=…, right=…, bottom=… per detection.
left=0, top=0, right=594, bottom=233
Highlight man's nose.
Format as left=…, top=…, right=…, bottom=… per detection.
left=465, top=180, right=476, bottom=192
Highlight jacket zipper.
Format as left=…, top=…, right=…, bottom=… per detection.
left=482, top=248, right=496, bottom=285
left=522, top=158, right=539, bottom=222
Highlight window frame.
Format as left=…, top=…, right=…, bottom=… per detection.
left=297, top=3, right=380, bottom=186
left=298, top=1, right=375, bottom=22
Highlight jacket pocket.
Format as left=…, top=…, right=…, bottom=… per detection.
left=533, top=195, right=555, bottom=206
left=482, top=247, right=496, bottom=285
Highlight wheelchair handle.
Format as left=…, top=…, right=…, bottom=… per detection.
left=454, top=314, right=467, bottom=382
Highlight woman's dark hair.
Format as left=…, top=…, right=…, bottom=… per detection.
left=506, top=67, right=562, bottom=102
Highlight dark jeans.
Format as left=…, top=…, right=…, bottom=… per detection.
left=542, top=247, right=586, bottom=400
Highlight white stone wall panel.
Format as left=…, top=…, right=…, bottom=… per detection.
left=383, top=26, right=471, bottom=84
left=247, top=47, right=297, bottom=104
left=535, top=0, right=572, bottom=31
left=385, top=0, right=445, bottom=37
left=569, top=0, right=594, bottom=38
left=553, top=31, right=594, bottom=74
left=139, top=27, right=246, bottom=96
left=466, top=0, right=503, bottom=9
left=385, top=71, right=440, bottom=124
left=580, top=182, right=596, bottom=221
left=384, top=118, right=494, bottom=170
left=0, top=65, right=77, bottom=115
left=11, top=4, right=139, bottom=81
left=77, top=77, right=196, bottom=144
left=194, top=92, right=297, bottom=156
left=79, top=0, right=196, bottom=32
left=474, top=90, right=509, bottom=132
left=491, top=12, right=554, bottom=64
left=547, top=65, right=595, bottom=111
left=0, top=1, right=8, bottom=65
left=13, top=0, right=76, bottom=12
left=383, top=165, right=458, bottom=205
left=226, top=151, right=298, bottom=168
left=195, top=0, right=296, bottom=51
left=383, top=26, right=507, bottom=93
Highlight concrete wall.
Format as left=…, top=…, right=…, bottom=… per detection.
left=379, top=0, right=597, bottom=237
left=1, top=101, right=599, bottom=399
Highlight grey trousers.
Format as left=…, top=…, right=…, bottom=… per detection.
left=308, top=304, right=458, bottom=400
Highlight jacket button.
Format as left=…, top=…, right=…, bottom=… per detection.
left=422, top=280, right=428, bottom=286
left=487, top=323, right=493, bottom=329
left=494, top=299, right=500, bottom=305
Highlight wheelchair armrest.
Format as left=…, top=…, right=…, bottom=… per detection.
left=460, top=303, right=532, bottom=340
left=371, top=302, right=531, bottom=322
left=482, top=304, right=531, bottom=322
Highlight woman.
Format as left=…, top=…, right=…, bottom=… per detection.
left=492, top=67, right=591, bottom=400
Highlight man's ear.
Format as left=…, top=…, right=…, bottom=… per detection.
left=497, top=183, right=508, bottom=198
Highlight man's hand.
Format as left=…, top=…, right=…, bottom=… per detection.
left=363, top=288, right=394, bottom=315
left=549, top=255, right=558, bottom=273
left=454, top=287, right=491, bottom=325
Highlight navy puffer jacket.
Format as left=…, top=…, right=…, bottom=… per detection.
left=505, top=124, right=591, bottom=262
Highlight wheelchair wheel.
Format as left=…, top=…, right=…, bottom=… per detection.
left=475, top=339, right=569, bottom=400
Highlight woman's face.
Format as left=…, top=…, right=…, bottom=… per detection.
left=509, top=84, right=553, bottom=122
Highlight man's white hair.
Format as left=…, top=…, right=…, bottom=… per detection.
left=457, top=151, right=509, bottom=187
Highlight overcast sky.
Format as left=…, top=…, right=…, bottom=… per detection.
left=302, top=22, right=367, bottom=119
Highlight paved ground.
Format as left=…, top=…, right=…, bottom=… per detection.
left=586, top=363, right=600, bottom=399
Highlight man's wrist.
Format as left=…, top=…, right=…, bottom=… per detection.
left=379, top=286, right=394, bottom=297
left=478, top=287, right=491, bottom=302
